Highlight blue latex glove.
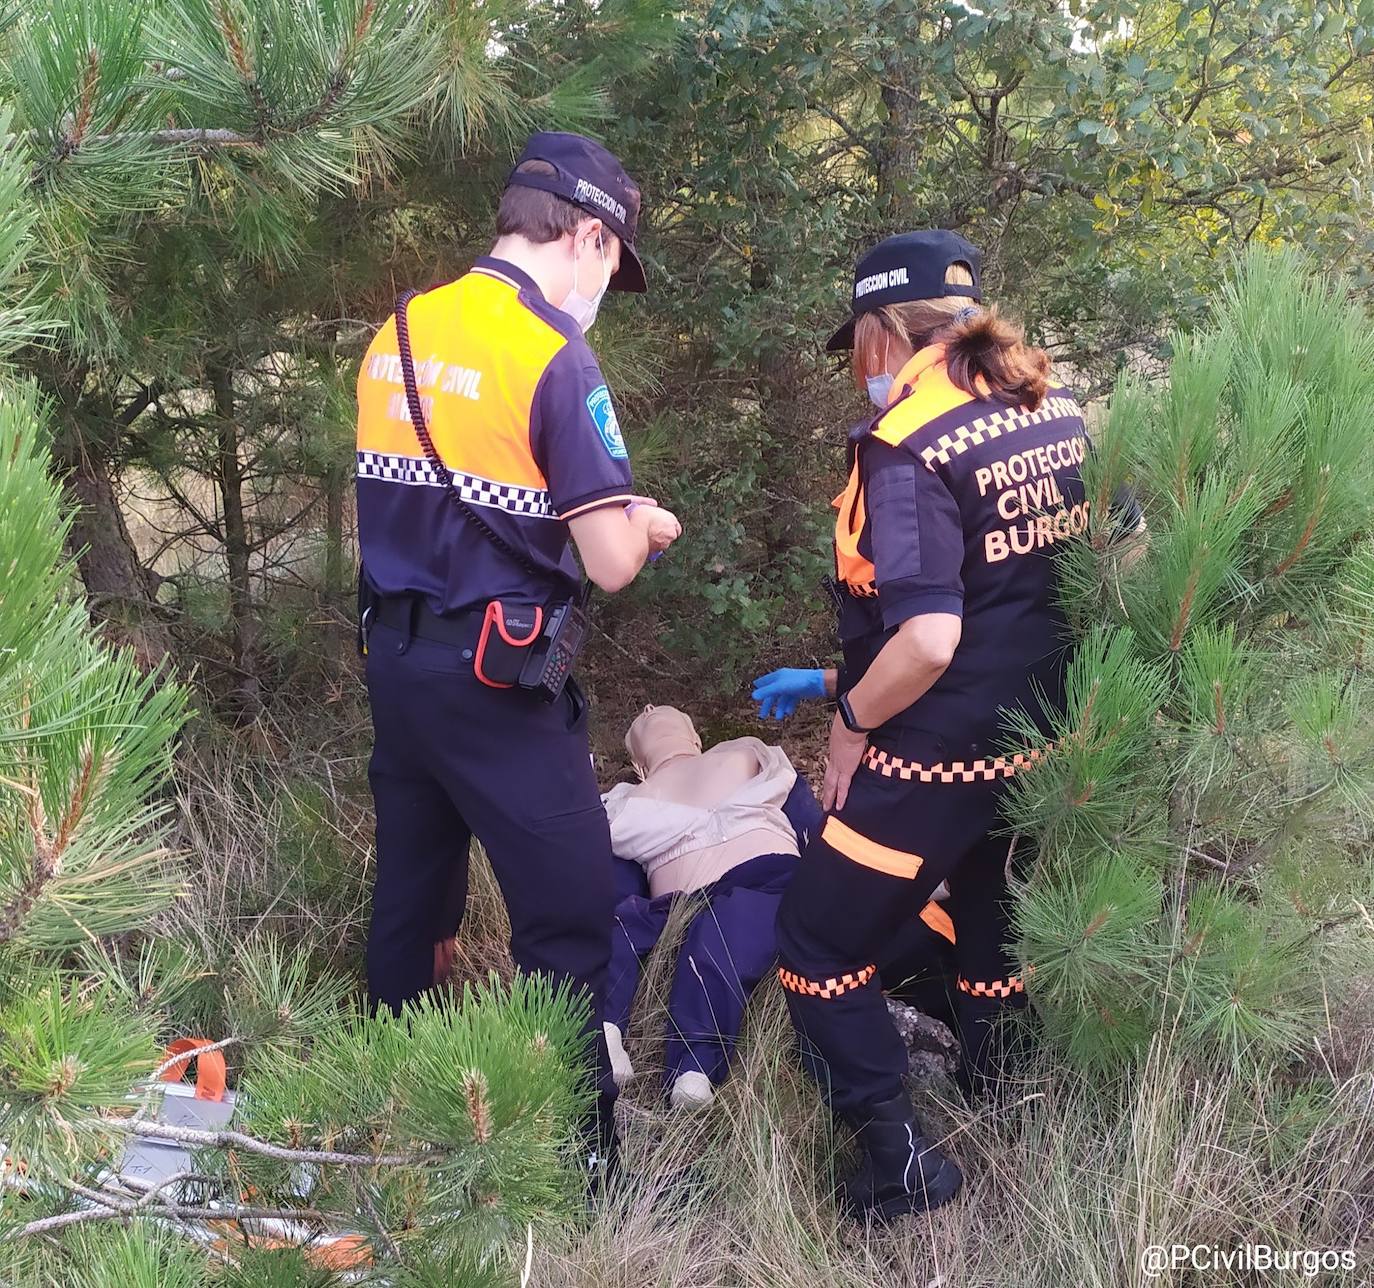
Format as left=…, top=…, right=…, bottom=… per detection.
left=752, top=668, right=827, bottom=720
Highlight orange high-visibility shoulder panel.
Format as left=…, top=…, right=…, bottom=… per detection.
left=872, top=358, right=976, bottom=451
left=833, top=348, right=977, bottom=594
left=832, top=459, right=878, bottom=593
left=356, top=271, right=568, bottom=490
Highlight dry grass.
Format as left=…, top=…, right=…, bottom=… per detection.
left=474, top=860, right=1374, bottom=1287
left=167, top=716, right=376, bottom=985
left=529, top=996, right=1374, bottom=1288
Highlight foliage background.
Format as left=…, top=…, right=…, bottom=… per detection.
left=7, top=0, right=1372, bottom=725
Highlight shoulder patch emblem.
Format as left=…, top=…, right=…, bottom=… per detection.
left=586, top=385, right=628, bottom=460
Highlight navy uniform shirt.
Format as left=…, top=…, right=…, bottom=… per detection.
left=356, top=257, right=637, bottom=613
left=833, top=345, right=1093, bottom=749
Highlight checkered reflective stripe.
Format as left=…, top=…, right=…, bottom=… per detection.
left=778, top=964, right=876, bottom=999
left=356, top=451, right=555, bottom=519
left=863, top=744, right=1051, bottom=783
left=918, top=396, right=1083, bottom=469
left=958, top=974, right=1025, bottom=998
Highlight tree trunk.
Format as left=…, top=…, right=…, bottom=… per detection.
left=877, top=52, right=922, bottom=229
left=52, top=426, right=173, bottom=671
left=322, top=460, right=349, bottom=669
left=323, top=460, right=347, bottom=596
left=210, top=364, right=261, bottom=715
left=751, top=249, right=825, bottom=563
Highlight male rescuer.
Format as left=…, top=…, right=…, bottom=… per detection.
left=354, top=132, right=681, bottom=1173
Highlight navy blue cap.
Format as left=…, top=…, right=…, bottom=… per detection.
left=826, top=230, right=982, bottom=351
left=506, top=132, right=646, bottom=293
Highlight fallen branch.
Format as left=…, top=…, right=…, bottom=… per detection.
left=1183, top=845, right=1232, bottom=873
left=14, top=1198, right=334, bottom=1241
left=116, top=1118, right=429, bottom=1168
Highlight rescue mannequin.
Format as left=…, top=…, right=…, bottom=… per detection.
left=600, top=705, right=807, bottom=1110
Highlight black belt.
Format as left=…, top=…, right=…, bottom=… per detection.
left=373, top=596, right=482, bottom=647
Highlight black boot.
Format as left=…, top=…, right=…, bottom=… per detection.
left=842, top=1092, right=962, bottom=1221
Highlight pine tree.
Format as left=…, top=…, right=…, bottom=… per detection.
left=0, top=382, right=598, bottom=1268
left=2, top=0, right=672, bottom=684
left=1004, top=248, right=1374, bottom=1075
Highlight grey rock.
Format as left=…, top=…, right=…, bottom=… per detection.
left=886, top=997, right=960, bottom=1085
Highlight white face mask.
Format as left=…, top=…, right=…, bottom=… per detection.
left=866, top=335, right=894, bottom=408
left=562, top=233, right=610, bottom=334
left=866, top=373, right=894, bottom=408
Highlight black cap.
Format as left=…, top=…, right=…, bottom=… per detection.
left=825, top=230, right=982, bottom=351
left=506, top=131, right=646, bottom=293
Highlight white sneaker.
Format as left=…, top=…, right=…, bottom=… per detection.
left=670, top=1070, right=714, bottom=1111
left=604, top=1022, right=636, bottom=1086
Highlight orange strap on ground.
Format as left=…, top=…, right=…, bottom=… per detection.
left=160, top=1037, right=227, bottom=1103
left=209, top=1232, right=374, bottom=1270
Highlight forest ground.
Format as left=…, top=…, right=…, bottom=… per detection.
left=168, top=622, right=1374, bottom=1287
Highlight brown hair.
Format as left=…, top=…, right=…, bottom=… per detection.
left=852, top=263, right=1051, bottom=409
left=496, top=160, right=592, bottom=243
left=497, top=158, right=640, bottom=246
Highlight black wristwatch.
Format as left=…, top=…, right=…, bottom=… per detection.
left=837, top=691, right=873, bottom=734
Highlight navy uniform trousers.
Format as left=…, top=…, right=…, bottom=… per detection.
left=776, top=733, right=1030, bottom=1114
left=363, top=618, right=616, bottom=1109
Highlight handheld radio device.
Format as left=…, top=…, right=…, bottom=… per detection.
left=518, top=600, right=588, bottom=702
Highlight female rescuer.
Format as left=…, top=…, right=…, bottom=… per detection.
left=754, top=230, right=1097, bottom=1221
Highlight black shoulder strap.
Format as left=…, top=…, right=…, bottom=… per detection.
left=393, top=290, right=553, bottom=587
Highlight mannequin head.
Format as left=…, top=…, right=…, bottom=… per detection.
left=626, top=705, right=702, bottom=780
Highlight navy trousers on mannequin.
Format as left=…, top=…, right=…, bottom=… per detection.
left=603, top=774, right=819, bottom=1088
left=605, top=853, right=795, bottom=1088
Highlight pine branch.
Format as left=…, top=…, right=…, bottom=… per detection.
left=4, top=126, right=260, bottom=155
left=1169, top=556, right=1204, bottom=653
left=114, top=127, right=257, bottom=148
left=244, top=496, right=322, bottom=555
left=64, top=48, right=103, bottom=155
left=146, top=468, right=224, bottom=543
left=354, top=1179, right=401, bottom=1261
left=53, top=744, right=103, bottom=856
left=1233, top=777, right=1340, bottom=874
left=0, top=712, right=67, bottom=947
left=213, top=0, right=272, bottom=133
left=1272, top=472, right=1330, bottom=580
left=116, top=381, right=165, bottom=426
